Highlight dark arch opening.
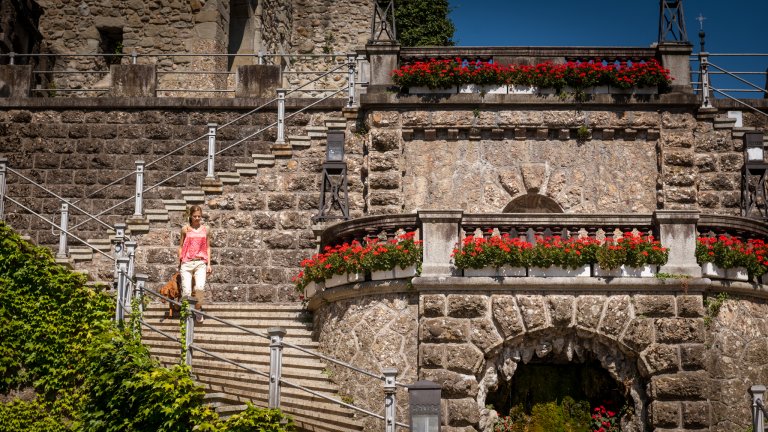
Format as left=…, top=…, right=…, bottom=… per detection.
left=503, top=193, right=564, bottom=213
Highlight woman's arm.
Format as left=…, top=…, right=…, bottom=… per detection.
left=178, top=225, right=188, bottom=264
left=206, top=228, right=212, bottom=274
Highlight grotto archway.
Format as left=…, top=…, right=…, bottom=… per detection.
left=477, top=329, right=648, bottom=432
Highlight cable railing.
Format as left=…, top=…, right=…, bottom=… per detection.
left=1, top=51, right=369, bottom=98
left=689, top=52, right=768, bottom=117
left=133, top=282, right=410, bottom=430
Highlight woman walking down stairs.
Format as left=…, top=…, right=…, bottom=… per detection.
left=141, top=302, right=365, bottom=432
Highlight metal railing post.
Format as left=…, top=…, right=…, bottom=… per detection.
left=125, top=240, right=137, bottom=303
left=9, top=52, right=14, bottom=65
left=268, top=327, right=287, bottom=409
left=0, top=158, right=7, bottom=220
left=275, top=89, right=286, bottom=145
left=56, top=203, right=69, bottom=259
left=185, top=297, right=197, bottom=367
left=133, top=160, right=145, bottom=218
left=135, top=273, right=148, bottom=316
left=383, top=367, right=397, bottom=432
left=699, top=51, right=713, bottom=108
left=258, top=51, right=265, bottom=65
left=206, top=123, right=218, bottom=180
left=112, top=223, right=126, bottom=256
left=131, top=49, right=138, bottom=65
left=347, top=53, right=356, bottom=107
left=115, top=257, right=129, bottom=322
left=751, top=385, right=766, bottom=432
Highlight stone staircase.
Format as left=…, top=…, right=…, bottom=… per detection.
left=141, top=302, right=365, bottom=432
left=65, top=115, right=347, bottom=270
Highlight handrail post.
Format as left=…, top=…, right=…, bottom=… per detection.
left=135, top=273, right=148, bottom=317
left=699, top=51, right=713, bottom=108
left=275, top=89, right=286, bottom=145
left=751, top=385, right=766, bottom=432
left=206, top=123, right=218, bottom=180
left=112, top=223, right=126, bottom=256
left=133, top=160, right=145, bottom=218
left=383, top=367, right=397, bottom=432
left=268, top=327, right=287, bottom=409
left=131, top=49, right=137, bottom=65
left=347, top=53, right=356, bottom=107
left=56, top=203, right=69, bottom=259
left=0, top=158, right=7, bottom=220
left=9, top=52, right=14, bottom=65
left=258, top=51, right=264, bottom=65
left=115, top=257, right=129, bottom=322
left=185, top=297, right=197, bottom=367
left=125, top=240, right=137, bottom=303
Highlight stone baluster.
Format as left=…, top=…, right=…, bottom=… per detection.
left=418, top=210, right=463, bottom=277
left=655, top=210, right=702, bottom=277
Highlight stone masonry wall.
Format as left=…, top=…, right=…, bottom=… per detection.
left=0, top=99, right=358, bottom=302
left=312, top=290, right=418, bottom=432
left=364, top=107, right=741, bottom=216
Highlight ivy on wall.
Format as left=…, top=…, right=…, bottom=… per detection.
left=0, top=222, right=293, bottom=431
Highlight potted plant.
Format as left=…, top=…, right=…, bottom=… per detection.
left=593, top=232, right=668, bottom=277
left=696, top=236, right=768, bottom=282
left=362, top=231, right=423, bottom=279
left=528, top=236, right=600, bottom=277
left=452, top=233, right=531, bottom=277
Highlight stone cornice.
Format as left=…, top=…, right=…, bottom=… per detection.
left=0, top=97, right=346, bottom=110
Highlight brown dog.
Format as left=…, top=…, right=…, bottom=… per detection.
left=159, top=272, right=181, bottom=316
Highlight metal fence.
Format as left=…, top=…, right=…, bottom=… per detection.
left=690, top=52, right=768, bottom=116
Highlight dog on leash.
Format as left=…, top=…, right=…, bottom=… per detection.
left=159, top=272, right=181, bottom=317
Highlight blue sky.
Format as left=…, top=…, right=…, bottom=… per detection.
left=448, top=0, right=768, bottom=98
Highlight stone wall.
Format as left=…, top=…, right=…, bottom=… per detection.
left=309, top=279, right=768, bottom=431
left=364, top=104, right=743, bottom=216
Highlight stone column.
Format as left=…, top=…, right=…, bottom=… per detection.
left=418, top=210, right=463, bottom=277
left=654, top=210, right=701, bottom=277
left=657, top=43, right=693, bottom=93
left=236, top=65, right=281, bottom=98
left=0, top=65, right=32, bottom=97
left=365, top=43, right=400, bottom=92
left=110, top=64, right=156, bottom=97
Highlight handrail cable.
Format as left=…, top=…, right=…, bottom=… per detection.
left=707, top=62, right=768, bottom=94
left=711, top=88, right=768, bottom=119
left=4, top=196, right=114, bottom=261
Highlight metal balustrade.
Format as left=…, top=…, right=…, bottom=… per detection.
left=689, top=52, right=768, bottom=117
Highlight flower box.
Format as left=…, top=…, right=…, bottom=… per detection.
left=408, top=86, right=457, bottom=94
left=701, top=262, right=726, bottom=279
left=589, top=85, right=610, bottom=94
left=528, top=265, right=591, bottom=277
left=508, top=85, right=536, bottom=94
left=727, top=267, right=749, bottom=281
left=498, top=265, right=527, bottom=277
left=463, top=267, right=498, bottom=277
left=593, top=264, right=657, bottom=278
left=325, top=273, right=348, bottom=288
left=347, top=271, right=365, bottom=284
left=394, top=264, right=418, bottom=278
left=305, top=281, right=319, bottom=297
left=459, top=84, right=507, bottom=94
left=463, top=265, right=527, bottom=277
left=371, top=269, right=395, bottom=280
left=610, top=85, right=658, bottom=95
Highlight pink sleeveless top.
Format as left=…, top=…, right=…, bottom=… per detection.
left=180, top=225, right=209, bottom=264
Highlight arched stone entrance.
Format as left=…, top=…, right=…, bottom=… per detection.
left=477, top=330, right=647, bottom=432
left=503, top=193, right=564, bottom=213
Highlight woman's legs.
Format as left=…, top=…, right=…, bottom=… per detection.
left=179, top=261, right=196, bottom=298
left=192, top=261, right=207, bottom=309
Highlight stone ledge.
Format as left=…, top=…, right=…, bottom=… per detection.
left=0, top=97, right=347, bottom=110
left=361, top=91, right=699, bottom=107
left=400, top=126, right=661, bottom=142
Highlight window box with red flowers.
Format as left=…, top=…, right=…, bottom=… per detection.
left=592, top=232, right=668, bottom=278
left=293, top=232, right=423, bottom=295
left=391, top=58, right=672, bottom=95
left=696, top=236, right=768, bottom=282
left=452, top=234, right=531, bottom=277
left=527, top=236, right=600, bottom=277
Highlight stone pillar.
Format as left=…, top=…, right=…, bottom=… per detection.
left=365, top=43, right=400, bottom=92
left=235, top=65, right=281, bottom=98
left=657, top=43, right=693, bottom=93
left=418, top=210, right=463, bottom=277
left=0, top=65, right=32, bottom=97
left=110, top=64, right=156, bottom=97
left=655, top=210, right=701, bottom=277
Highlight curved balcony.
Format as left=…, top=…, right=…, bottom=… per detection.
left=305, top=210, right=768, bottom=308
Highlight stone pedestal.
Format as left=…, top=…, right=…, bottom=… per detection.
left=366, top=43, right=400, bottom=92
left=655, top=209, right=701, bottom=277
left=0, top=65, right=32, bottom=97
left=110, top=64, right=156, bottom=97
left=657, top=43, right=693, bottom=93
left=418, top=210, right=462, bottom=277
left=235, top=65, right=281, bottom=98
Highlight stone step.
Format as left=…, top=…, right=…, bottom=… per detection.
left=251, top=154, right=276, bottom=167
left=69, top=246, right=94, bottom=262
left=145, top=208, right=170, bottom=222
left=288, top=135, right=312, bottom=149
left=713, top=117, right=737, bottom=129
left=181, top=189, right=205, bottom=204
left=306, top=125, right=328, bottom=138
left=163, top=199, right=187, bottom=212
left=234, top=163, right=259, bottom=176
left=86, top=238, right=113, bottom=252
left=325, top=119, right=347, bottom=130
left=218, top=172, right=241, bottom=185
left=271, top=144, right=293, bottom=158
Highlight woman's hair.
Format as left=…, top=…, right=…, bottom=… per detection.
left=187, top=205, right=203, bottom=224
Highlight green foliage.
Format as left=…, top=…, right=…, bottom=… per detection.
left=494, top=398, right=592, bottom=432
left=704, top=292, right=729, bottom=327
left=395, top=0, right=455, bottom=46
left=0, top=222, right=294, bottom=432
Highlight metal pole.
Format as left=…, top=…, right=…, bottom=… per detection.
left=133, top=160, right=145, bottom=217
left=9, top=52, right=14, bottom=65
left=383, top=367, right=397, bottom=432
left=135, top=273, right=148, bottom=316
left=268, top=327, right=287, bottom=409
left=206, top=123, right=218, bottom=180
left=112, top=223, right=127, bottom=292
left=275, top=89, right=286, bottom=145
left=258, top=51, right=265, bottom=65
left=347, top=53, right=356, bottom=108
left=125, top=240, right=137, bottom=304
left=0, top=158, right=7, bottom=220
left=185, top=297, right=197, bottom=367
left=751, top=385, right=766, bottom=432
left=56, top=203, right=69, bottom=259
left=131, top=49, right=137, bottom=65
left=699, top=52, right=713, bottom=108
left=115, top=257, right=129, bottom=322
